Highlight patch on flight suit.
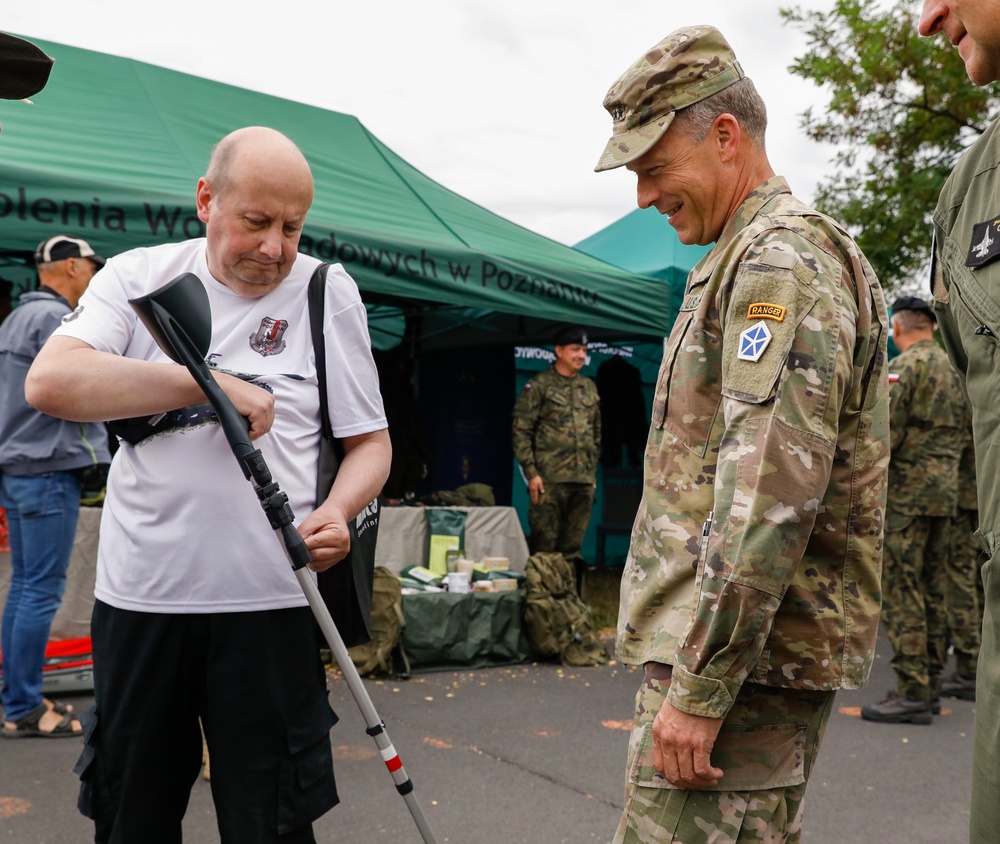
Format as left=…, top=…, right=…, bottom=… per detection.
left=966, top=216, right=1000, bottom=268
left=746, top=302, right=786, bottom=322
left=888, top=372, right=900, bottom=383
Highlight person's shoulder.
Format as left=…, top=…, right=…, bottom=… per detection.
left=951, top=116, right=1000, bottom=181
left=6, top=291, right=70, bottom=321
left=308, top=259, right=362, bottom=310
left=515, top=370, right=552, bottom=403
left=104, top=238, right=204, bottom=275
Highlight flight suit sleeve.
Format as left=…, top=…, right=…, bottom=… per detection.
left=667, top=238, right=854, bottom=718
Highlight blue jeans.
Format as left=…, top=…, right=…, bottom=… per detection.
left=0, top=471, right=80, bottom=722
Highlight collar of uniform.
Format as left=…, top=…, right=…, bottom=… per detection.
left=695, top=176, right=793, bottom=281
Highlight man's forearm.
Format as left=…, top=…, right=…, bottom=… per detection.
left=26, top=336, right=208, bottom=422
left=322, top=429, right=392, bottom=520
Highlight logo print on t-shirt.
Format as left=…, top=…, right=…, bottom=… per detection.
left=249, top=317, right=288, bottom=356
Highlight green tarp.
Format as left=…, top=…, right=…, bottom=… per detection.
left=402, top=591, right=530, bottom=672
left=1, top=36, right=673, bottom=349
left=574, top=206, right=711, bottom=321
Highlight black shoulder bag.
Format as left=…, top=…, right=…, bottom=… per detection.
left=308, top=263, right=380, bottom=648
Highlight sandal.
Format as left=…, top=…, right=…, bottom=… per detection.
left=1, top=702, right=82, bottom=739
left=45, top=697, right=74, bottom=716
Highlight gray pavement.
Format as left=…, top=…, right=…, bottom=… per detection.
left=0, top=629, right=974, bottom=843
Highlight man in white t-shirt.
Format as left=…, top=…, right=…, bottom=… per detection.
left=26, top=126, right=391, bottom=843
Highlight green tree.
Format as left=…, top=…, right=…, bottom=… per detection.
left=781, top=0, right=1000, bottom=292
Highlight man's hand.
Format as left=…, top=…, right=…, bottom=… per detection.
left=297, top=503, right=351, bottom=572
left=528, top=475, right=545, bottom=505
left=213, top=372, right=275, bottom=440
left=651, top=698, right=725, bottom=789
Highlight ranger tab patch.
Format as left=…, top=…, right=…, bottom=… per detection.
left=737, top=321, right=772, bottom=362
left=966, top=215, right=1000, bottom=267
left=747, top=302, right=786, bottom=322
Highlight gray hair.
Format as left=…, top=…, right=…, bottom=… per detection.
left=673, top=76, right=767, bottom=149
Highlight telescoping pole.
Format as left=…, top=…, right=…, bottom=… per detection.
left=295, top=569, right=437, bottom=841
left=129, top=273, right=440, bottom=844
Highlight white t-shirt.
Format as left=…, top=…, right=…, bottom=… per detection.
left=54, top=238, right=387, bottom=613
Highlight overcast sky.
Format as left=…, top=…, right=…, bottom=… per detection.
left=9, top=1, right=842, bottom=247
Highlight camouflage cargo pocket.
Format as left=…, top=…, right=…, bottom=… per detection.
left=628, top=719, right=807, bottom=792
left=885, top=510, right=915, bottom=535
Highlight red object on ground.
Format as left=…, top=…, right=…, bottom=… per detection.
left=0, top=637, right=95, bottom=694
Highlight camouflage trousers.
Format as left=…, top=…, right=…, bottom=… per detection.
left=528, top=481, right=594, bottom=562
left=882, top=513, right=950, bottom=699
left=944, top=508, right=983, bottom=678
left=613, top=663, right=835, bottom=844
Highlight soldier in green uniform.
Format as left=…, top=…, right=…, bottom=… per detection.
left=919, top=3, right=1000, bottom=838
left=595, top=25, right=890, bottom=843
left=861, top=296, right=969, bottom=724
left=940, top=418, right=981, bottom=702
left=512, top=326, right=600, bottom=575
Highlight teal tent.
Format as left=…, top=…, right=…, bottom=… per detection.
left=0, top=36, right=671, bottom=350
left=574, top=206, right=711, bottom=320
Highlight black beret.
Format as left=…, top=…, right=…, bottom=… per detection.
left=891, top=295, right=936, bottom=322
left=554, top=326, right=589, bottom=346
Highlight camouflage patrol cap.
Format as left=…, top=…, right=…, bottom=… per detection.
left=595, top=25, right=744, bottom=172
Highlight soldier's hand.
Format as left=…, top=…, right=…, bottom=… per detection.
left=651, top=699, right=724, bottom=789
left=528, top=475, right=545, bottom=506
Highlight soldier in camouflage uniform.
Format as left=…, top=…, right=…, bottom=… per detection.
left=940, top=422, right=981, bottom=701
left=594, top=25, right=889, bottom=843
left=512, top=326, right=600, bottom=573
left=861, top=297, right=969, bottom=724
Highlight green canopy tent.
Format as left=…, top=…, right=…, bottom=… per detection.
left=0, top=36, right=672, bottom=351
left=508, top=209, right=710, bottom=565
left=574, top=206, right=711, bottom=320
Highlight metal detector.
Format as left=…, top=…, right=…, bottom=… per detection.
left=129, top=272, right=439, bottom=844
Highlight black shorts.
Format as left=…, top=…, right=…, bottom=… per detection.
left=75, top=600, right=339, bottom=844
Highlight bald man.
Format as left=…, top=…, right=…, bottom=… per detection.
left=27, top=126, right=391, bottom=843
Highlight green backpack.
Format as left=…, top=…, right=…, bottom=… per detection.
left=521, top=552, right=609, bottom=667
left=347, top=567, right=410, bottom=677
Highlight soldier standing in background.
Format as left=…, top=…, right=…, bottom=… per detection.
left=512, top=326, right=600, bottom=585
left=862, top=296, right=968, bottom=725
left=940, top=416, right=981, bottom=702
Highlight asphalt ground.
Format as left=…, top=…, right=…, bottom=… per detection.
left=0, top=628, right=975, bottom=843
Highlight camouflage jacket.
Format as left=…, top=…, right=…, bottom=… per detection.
left=887, top=339, right=969, bottom=518
left=512, top=366, right=600, bottom=484
left=617, top=177, right=890, bottom=719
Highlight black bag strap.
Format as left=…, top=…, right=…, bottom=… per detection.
left=307, top=263, right=345, bottom=460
